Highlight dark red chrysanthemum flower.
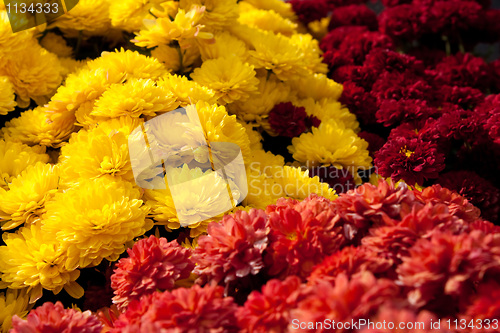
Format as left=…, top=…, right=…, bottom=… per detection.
left=339, top=81, right=379, bottom=125
left=376, top=98, right=439, bottom=126
left=375, top=137, right=446, bottom=185
left=433, top=53, right=491, bottom=90
left=268, top=102, right=319, bottom=138
left=264, top=195, right=345, bottom=279
left=477, top=94, right=500, bottom=143
left=416, top=184, right=481, bottom=223
left=364, top=49, right=425, bottom=76
left=427, top=1, right=483, bottom=39
left=292, top=272, right=400, bottom=327
left=328, top=5, right=378, bottom=31
left=320, top=26, right=369, bottom=53
left=11, top=302, right=103, bottom=333
left=437, top=170, right=500, bottom=223
left=397, top=230, right=500, bottom=314
left=111, top=236, right=194, bottom=310
left=193, top=209, right=270, bottom=284
left=378, top=4, right=423, bottom=40
left=308, top=246, right=392, bottom=284
left=112, top=284, right=239, bottom=332
left=288, top=0, right=329, bottom=24
left=332, top=179, right=418, bottom=241
left=237, top=276, right=306, bottom=332
left=438, top=85, right=484, bottom=109
left=371, top=70, right=435, bottom=102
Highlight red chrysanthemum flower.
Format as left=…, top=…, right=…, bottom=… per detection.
left=237, top=276, right=306, bottom=332
left=464, top=280, right=500, bottom=320
left=339, top=81, right=379, bottom=125
left=112, top=284, right=239, bottom=332
left=364, top=48, right=425, bottom=76
left=427, top=1, right=483, bottom=39
left=111, top=236, right=194, bottom=310
left=289, top=0, right=329, bottom=24
left=308, top=246, right=393, bottom=284
left=375, top=137, right=446, bottom=185
left=437, top=170, right=500, bottom=223
left=371, top=70, right=434, bottom=102
left=361, top=226, right=418, bottom=266
left=397, top=230, right=500, bottom=314
left=264, top=195, right=345, bottom=279
left=416, top=184, right=481, bottom=223
left=193, top=209, right=270, bottom=284
left=320, top=26, right=369, bottom=53
left=378, top=4, right=423, bottom=40
left=433, top=52, right=491, bottom=90
left=268, top=102, right=320, bottom=138
left=376, top=98, right=438, bottom=126
left=328, top=5, right=378, bottom=31
left=438, top=85, right=484, bottom=109
left=11, top=301, right=103, bottom=333
left=331, top=179, right=418, bottom=242
left=292, top=272, right=400, bottom=328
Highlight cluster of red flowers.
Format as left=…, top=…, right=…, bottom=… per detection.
left=12, top=180, right=500, bottom=332
left=291, top=0, right=500, bottom=223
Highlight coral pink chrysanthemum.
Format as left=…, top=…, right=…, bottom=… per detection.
left=112, top=284, right=239, bottom=332
left=193, top=209, right=270, bottom=284
left=111, top=236, right=194, bottom=310
left=11, top=301, right=102, bottom=333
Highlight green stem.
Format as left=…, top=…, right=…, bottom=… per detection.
left=75, top=30, right=83, bottom=56
left=176, top=46, right=184, bottom=74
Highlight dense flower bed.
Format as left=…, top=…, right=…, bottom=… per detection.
left=0, top=0, right=499, bottom=332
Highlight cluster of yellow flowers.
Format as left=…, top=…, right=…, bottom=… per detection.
left=0, top=0, right=373, bottom=330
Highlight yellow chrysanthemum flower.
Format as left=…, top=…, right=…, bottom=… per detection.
left=40, top=32, right=73, bottom=57
left=53, top=0, right=112, bottom=34
left=191, top=56, right=259, bottom=105
left=0, top=289, right=32, bottom=333
left=42, top=177, right=153, bottom=269
left=293, top=98, right=360, bottom=132
left=91, top=78, right=179, bottom=120
left=151, top=44, right=201, bottom=73
left=288, top=119, right=372, bottom=173
left=238, top=5, right=297, bottom=36
left=0, top=162, right=59, bottom=231
left=0, top=11, right=34, bottom=59
left=58, top=57, right=88, bottom=78
left=194, top=101, right=252, bottom=160
left=0, top=41, right=62, bottom=108
left=308, top=17, right=330, bottom=40
left=198, top=31, right=247, bottom=61
left=87, top=48, right=168, bottom=81
left=289, top=33, right=328, bottom=74
left=162, top=78, right=211, bottom=105
left=239, top=120, right=262, bottom=150
left=157, top=74, right=217, bottom=106
left=144, top=164, right=241, bottom=237
left=58, top=122, right=137, bottom=185
left=179, top=0, right=239, bottom=31
left=243, top=0, right=296, bottom=20
left=1, top=107, right=76, bottom=148
left=229, top=73, right=290, bottom=122
left=245, top=163, right=335, bottom=209
left=109, top=0, right=162, bottom=31
left=289, top=73, right=343, bottom=101
left=0, top=140, right=49, bottom=190
left=0, top=76, right=16, bottom=115
left=248, top=31, right=309, bottom=81
left=0, top=223, right=83, bottom=302
left=133, top=5, right=213, bottom=49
